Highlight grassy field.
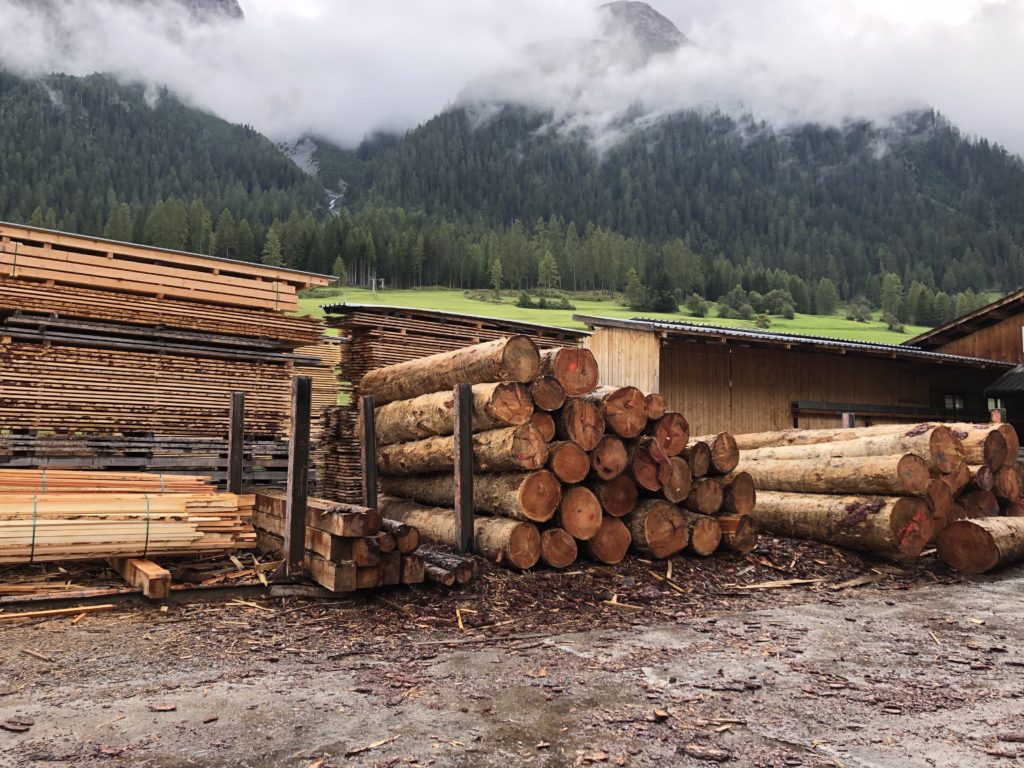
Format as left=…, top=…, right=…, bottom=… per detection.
left=297, top=287, right=932, bottom=344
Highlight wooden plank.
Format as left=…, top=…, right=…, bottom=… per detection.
left=0, top=604, right=116, bottom=622
left=227, top=391, right=246, bottom=494
left=285, top=377, right=312, bottom=576
left=107, top=557, right=171, bottom=599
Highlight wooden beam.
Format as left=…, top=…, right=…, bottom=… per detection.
left=107, top=557, right=171, bottom=599
left=285, top=376, right=312, bottom=577
left=227, top=391, right=245, bottom=494
left=454, top=383, right=475, bottom=554
left=361, top=394, right=378, bottom=509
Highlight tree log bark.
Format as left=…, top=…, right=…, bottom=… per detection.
left=752, top=491, right=932, bottom=559
left=422, top=562, right=456, bottom=587
left=381, top=518, right=420, bottom=554
left=717, top=513, right=758, bottom=554
left=377, top=424, right=548, bottom=475
left=361, top=336, right=540, bottom=406
left=378, top=496, right=540, bottom=569
left=628, top=436, right=673, bottom=492
left=994, top=465, right=1022, bottom=501
left=547, top=440, right=590, bottom=484
left=661, top=456, right=693, bottom=504
left=554, top=486, right=603, bottom=541
left=374, top=382, right=532, bottom=445
left=716, top=471, right=756, bottom=515
left=581, top=385, right=648, bottom=438
left=584, top=515, right=632, bottom=564
left=538, top=347, right=599, bottom=398
left=417, top=546, right=476, bottom=585
left=680, top=511, right=721, bottom=556
left=590, top=435, right=628, bottom=481
left=939, top=424, right=1009, bottom=470
left=645, top=393, right=667, bottom=420
left=626, top=499, right=689, bottom=559
left=588, top=475, right=639, bottom=518
left=530, top=412, right=556, bottom=443
left=737, top=453, right=930, bottom=496
left=689, top=433, right=740, bottom=475
left=937, top=517, right=1024, bottom=574
left=529, top=376, right=566, bottom=412
left=681, top=442, right=712, bottom=478
left=684, top=477, right=724, bottom=515
left=738, top=426, right=963, bottom=474
left=646, top=412, right=690, bottom=457
left=556, top=399, right=605, bottom=451
left=381, top=471, right=561, bottom=523
left=540, top=527, right=578, bottom=569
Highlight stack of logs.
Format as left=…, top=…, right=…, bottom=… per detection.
left=353, top=336, right=758, bottom=571
left=732, top=422, right=1024, bottom=571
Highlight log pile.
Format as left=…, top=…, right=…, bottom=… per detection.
left=734, top=422, right=1023, bottom=563
left=251, top=489, right=429, bottom=591
left=340, top=337, right=759, bottom=572
left=0, top=469, right=254, bottom=564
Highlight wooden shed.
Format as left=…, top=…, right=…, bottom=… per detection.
left=578, top=316, right=1010, bottom=436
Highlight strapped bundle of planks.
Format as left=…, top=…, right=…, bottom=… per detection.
left=732, top=422, right=1023, bottom=565
left=0, top=222, right=335, bottom=470
left=0, top=469, right=254, bottom=564
left=250, top=488, right=433, bottom=591
left=351, top=336, right=758, bottom=571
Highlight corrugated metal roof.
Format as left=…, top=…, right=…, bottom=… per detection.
left=572, top=315, right=1013, bottom=368
left=986, top=365, right=1024, bottom=394
left=320, top=302, right=589, bottom=337
left=906, top=288, right=1024, bottom=350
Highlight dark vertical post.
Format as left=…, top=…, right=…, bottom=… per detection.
left=360, top=394, right=378, bottom=509
left=285, top=376, right=312, bottom=577
left=454, top=383, right=475, bottom=554
left=227, top=391, right=245, bottom=493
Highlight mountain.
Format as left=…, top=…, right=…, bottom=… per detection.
left=600, top=0, right=690, bottom=55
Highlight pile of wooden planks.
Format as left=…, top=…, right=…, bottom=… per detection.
left=346, top=337, right=758, bottom=571
left=250, top=489, right=429, bottom=591
left=733, top=422, right=1023, bottom=563
left=0, top=469, right=254, bottom=564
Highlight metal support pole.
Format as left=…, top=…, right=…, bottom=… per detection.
left=227, top=391, right=245, bottom=493
left=360, top=394, right=378, bottom=509
left=454, top=383, right=475, bottom=554
left=285, top=376, right=312, bottom=577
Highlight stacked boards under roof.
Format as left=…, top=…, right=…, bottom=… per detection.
left=0, top=222, right=336, bottom=482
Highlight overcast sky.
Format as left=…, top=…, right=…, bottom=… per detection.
left=1, top=0, right=1022, bottom=155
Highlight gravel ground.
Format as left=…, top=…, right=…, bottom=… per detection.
left=1, top=539, right=1022, bottom=767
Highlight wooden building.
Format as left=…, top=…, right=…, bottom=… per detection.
left=577, top=316, right=1011, bottom=436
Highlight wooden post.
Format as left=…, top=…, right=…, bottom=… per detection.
left=360, top=394, right=378, bottom=509
left=227, top=391, right=245, bottom=493
left=285, top=376, right=312, bottom=577
left=841, top=411, right=856, bottom=429
left=454, top=383, right=475, bottom=554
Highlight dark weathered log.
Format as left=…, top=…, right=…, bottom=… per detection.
left=661, top=456, right=693, bottom=504
left=588, top=475, right=639, bottom=518
left=1001, top=499, right=1024, bottom=517
left=689, top=433, right=739, bottom=475
left=628, top=436, right=673, bottom=492
left=381, top=471, right=561, bottom=523
left=937, top=517, right=1024, bottom=574
left=584, top=515, right=631, bottom=564
left=926, top=479, right=954, bottom=539
left=938, top=461, right=971, bottom=496
left=970, top=465, right=995, bottom=492
left=717, top=471, right=756, bottom=515
left=994, top=466, right=1022, bottom=501
left=374, top=382, right=532, bottom=445
left=361, top=336, right=541, bottom=406
left=681, top=441, right=712, bottom=478
left=554, top=486, right=603, bottom=541
left=590, top=435, right=628, bottom=481
left=547, top=440, right=591, bottom=484
left=684, top=477, right=724, bottom=515
left=581, top=385, right=648, bottom=438
left=644, top=393, right=667, bottom=420
left=626, top=499, right=689, bottom=559
left=377, top=424, right=548, bottom=475
left=378, top=497, right=540, bottom=569
left=737, top=454, right=931, bottom=496
left=538, top=347, right=599, bottom=398
left=556, top=399, right=605, bottom=451
left=646, top=412, right=690, bottom=457
left=422, top=562, right=456, bottom=587
left=529, top=376, right=566, bottom=412
left=680, top=511, right=721, bottom=556
left=717, top=513, right=758, bottom=554
left=960, top=490, right=1000, bottom=519
left=945, top=424, right=1009, bottom=470
left=530, top=412, right=557, bottom=443
left=540, top=528, right=578, bottom=569
left=382, top=518, right=421, bottom=554
left=418, top=546, right=476, bottom=585
left=752, top=491, right=932, bottom=560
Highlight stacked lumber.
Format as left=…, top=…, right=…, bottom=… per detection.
left=734, top=422, right=1023, bottom=562
left=250, top=489, right=429, bottom=591
left=0, top=469, right=254, bottom=564
left=345, top=337, right=757, bottom=572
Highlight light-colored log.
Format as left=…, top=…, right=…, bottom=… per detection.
left=581, top=385, right=648, bottom=438
left=736, top=454, right=930, bottom=496
left=644, top=393, right=667, bottom=420
left=538, top=347, right=599, bottom=397
left=381, top=471, right=561, bottom=523
left=376, top=424, right=547, bottom=475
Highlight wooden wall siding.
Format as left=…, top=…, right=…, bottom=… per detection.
left=934, top=314, right=1024, bottom=363
left=584, top=328, right=660, bottom=394
left=658, top=341, right=932, bottom=435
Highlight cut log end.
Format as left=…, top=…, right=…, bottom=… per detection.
left=540, top=528, right=577, bottom=569
left=502, top=336, right=545, bottom=382
left=648, top=412, right=690, bottom=457
left=684, top=513, right=721, bottom=557
left=717, top=513, right=758, bottom=554
left=556, top=486, right=603, bottom=541
left=529, top=376, right=566, bottom=412
left=540, top=347, right=599, bottom=397
left=505, top=522, right=542, bottom=570
left=721, top=471, right=756, bottom=515
left=661, top=456, right=693, bottom=504
left=896, top=453, right=931, bottom=495
left=682, top=442, right=712, bottom=478
left=530, top=412, right=556, bottom=443
left=929, top=426, right=965, bottom=474
left=685, top=477, right=724, bottom=515
left=889, top=497, right=933, bottom=559
left=590, top=435, right=628, bottom=482
left=588, top=385, right=648, bottom=438
left=557, top=399, right=604, bottom=452
left=590, top=475, right=639, bottom=518
left=518, top=470, right=563, bottom=523
left=628, top=500, right=689, bottom=559
left=937, top=520, right=1005, bottom=574
left=548, top=441, right=590, bottom=484
left=645, top=393, right=667, bottom=420
left=585, top=516, right=632, bottom=564
left=490, top=382, right=535, bottom=426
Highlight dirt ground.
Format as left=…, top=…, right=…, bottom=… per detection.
left=2, top=540, right=1023, bottom=768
